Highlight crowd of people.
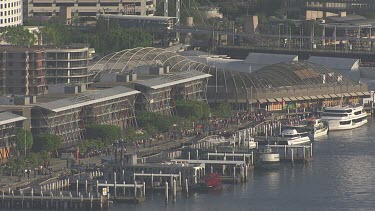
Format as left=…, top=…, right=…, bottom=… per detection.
left=127, top=110, right=270, bottom=152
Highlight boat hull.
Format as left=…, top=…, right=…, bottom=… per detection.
left=310, top=127, right=328, bottom=139
left=260, top=153, right=280, bottom=163
left=327, top=118, right=368, bottom=131
left=287, top=136, right=311, bottom=145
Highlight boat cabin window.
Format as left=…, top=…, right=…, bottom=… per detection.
left=322, top=113, right=348, bottom=117
left=340, top=120, right=351, bottom=125
left=354, top=111, right=362, bottom=115
left=283, top=134, right=300, bottom=138
left=324, top=109, right=352, bottom=113
left=353, top=117, right=366, bottom=123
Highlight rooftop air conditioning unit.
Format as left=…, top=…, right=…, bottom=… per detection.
left=321, top=74, right=326, bottom=84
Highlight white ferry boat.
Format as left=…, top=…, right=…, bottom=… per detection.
left=280, top=126, right=311, bottom=145
left=321, top=105, right=368, bottom=131
left=300, top=118, right=329, bottom=139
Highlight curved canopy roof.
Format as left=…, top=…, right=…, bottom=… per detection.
left=89, top=47, right=360, bottom=102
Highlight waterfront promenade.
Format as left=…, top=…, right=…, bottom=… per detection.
left=0, top=110, right=273, bottom=193
left=0, top=107, right=361, bottom=210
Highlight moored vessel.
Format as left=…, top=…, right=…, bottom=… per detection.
left=279, top=126, right=311, bottom=145
left=321, top=105, right=368, bottom=131
left=300, top=118, right=329, bottom=139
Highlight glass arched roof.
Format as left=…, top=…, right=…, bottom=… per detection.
left=89, top=47, right=358, bottom=102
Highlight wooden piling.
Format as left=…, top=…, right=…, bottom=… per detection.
left=165, top=181, right=169, bottom=205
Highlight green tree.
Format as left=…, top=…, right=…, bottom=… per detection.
left=1, top=25, right=35, bottom=45
left=212, top=103, right=232, bottom=118
left=32, top=134, right=62, bottom=153
left=41, top=21, right=72, bottom=46
left=15, top=129, right=33, bottom=156
left=137, top=112, right=176, bottom=133
left=85, top=124, right=123, bottom=146
left=89, top=19, right=152, bottom=55
left=7, top=157, right=26, bottom=178
left=39, top=150, right=51, bottom=163
left=26, top=152, right=42, bottom=168
left=176, top=99, right=210, bottom=120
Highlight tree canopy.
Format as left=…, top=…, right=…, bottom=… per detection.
left=32, top=134, right=62, bottom=153
left=41, top=21, right=73, bottom=46
left=77, top=139, right=105, bottom=155
left=39, top=17, right=152, bottom=55
left=85, top=124, right=123, bottom=145
left=1, top=25, right=36, bottom=45
left=176, top=99, right=210, bottom=120
left=137, top=112, right=177, bottom=133
left=212, top=103, right=232, bottom=118
left=91, top=18, right=152, bottom=55
left=15, top=129, right=33, bottom=155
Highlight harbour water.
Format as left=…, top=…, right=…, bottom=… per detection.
left=118, top=120, right=375, bottom=211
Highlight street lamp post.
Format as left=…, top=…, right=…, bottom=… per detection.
left=232, top=21, right=235, bottom=46
left=120, top=139, right=124, bottom=163
left=24, top=132, right=27, bottom=157
left=114, top=140, right=118, bottom=164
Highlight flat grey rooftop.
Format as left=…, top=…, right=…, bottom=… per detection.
left=37, top=86, right=140, bottom=112
left=135, top=70, right=211, bottom=89
left=0, top=112, right=27, bottom=125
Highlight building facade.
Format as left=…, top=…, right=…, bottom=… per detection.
left=0, top=45, right=93, bottom=96
left=0, top=112, right=26, bottom=163
left=26, top=0, right=156, bottom=18
left=284, top=0, right=375, bottom=20
left=134, top=70, right=211, bottom=115
left=0, top=47, right=47, bottom=96
left=45, top=45, right=93, bottom=85
left=31, top=86, right=139, bottom=147
left=0, top=0, right=23, bottom=29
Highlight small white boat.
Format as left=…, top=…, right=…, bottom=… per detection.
left=300, top=118, right=329, bottom=139
left=260, top=153, right=280, bottom=163
left=259, top=147, right=280, bottom=163
left=248, top=137, right=257, bottom=149
left=321, top=105, right=368, bottom=131
left=280, top=126, right=311, bottom=145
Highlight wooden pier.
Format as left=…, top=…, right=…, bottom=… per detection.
left=0, top=191, right=109, bottom=210
left=264, top=144, right=313, bottom=163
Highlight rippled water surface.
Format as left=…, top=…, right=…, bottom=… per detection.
left=119, top=120, right=375, bottom=211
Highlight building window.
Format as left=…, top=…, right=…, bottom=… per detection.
left=34, top=3, right=52, bottom=7
left=78, top=3, right=96, bottom=6
left=100, top=2, right=118, bottom=6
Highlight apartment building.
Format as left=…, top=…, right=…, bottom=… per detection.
left=0, top=0, right=23, bottom=29
left=284, top=0, right=375, bottom=20
left=44, top=45, right=93, bottom=85
left=0, top=45, right=93, bottom=96
left=26, top=0, right=156, bottom=18
left=0, top=46, right=47, bottom=96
